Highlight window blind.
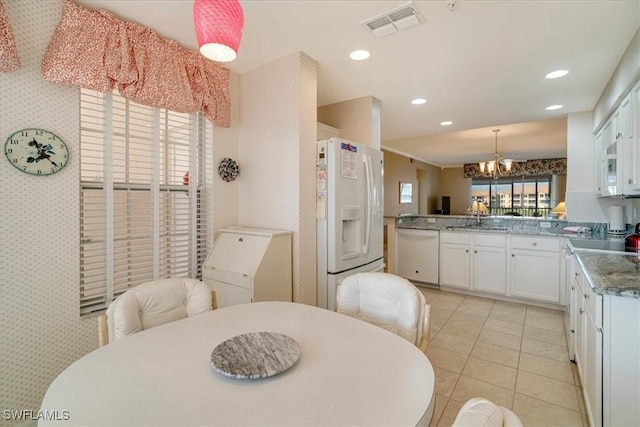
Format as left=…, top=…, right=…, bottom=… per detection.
left=80, top=89, right=212, bottom=316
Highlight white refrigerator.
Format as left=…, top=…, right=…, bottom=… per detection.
left=316, top=138, right=384, bottom=310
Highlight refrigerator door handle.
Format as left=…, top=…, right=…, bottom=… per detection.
left=363, top=154, right=373, bottom=255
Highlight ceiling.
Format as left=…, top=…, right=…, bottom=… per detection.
left=76, top=0, right=639, bottom=167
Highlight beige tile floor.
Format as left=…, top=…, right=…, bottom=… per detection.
left=418, top=287, right=588, bottom=427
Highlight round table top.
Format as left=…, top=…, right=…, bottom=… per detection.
left=40, top=302, right=435, bottom=426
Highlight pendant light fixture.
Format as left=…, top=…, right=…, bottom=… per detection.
left=478, top=129, right=513, bottom=179
left=193, top=0, right=244, bottom=63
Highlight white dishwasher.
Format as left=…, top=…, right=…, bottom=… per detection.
left=397, top=228, right=439, bottom=285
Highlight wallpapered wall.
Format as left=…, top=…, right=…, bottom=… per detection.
left=0, top=2, right=95, bottom=424
left=237, top=52, right=317, bottom=305
left=0, top=2, right=318, bottom=424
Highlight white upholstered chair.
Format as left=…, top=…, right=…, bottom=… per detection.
left=452, top=398, right=523, bottom=426
left=98, top=278, right=215, bottom=346
left=336, top=272, right=431, bottom=352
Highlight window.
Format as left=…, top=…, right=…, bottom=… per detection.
left=471, top=176, right=551, bottom=217
left=79, top=89, right=213, bottom=316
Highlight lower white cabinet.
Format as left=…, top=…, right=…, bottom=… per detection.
left=472, top=234, right=507, bottom=295
left=440, top=232, right=471, bottom=289
left=509, top=236, right=561, bottom=303
left=440, top=232, right=506, bottom=295
left=572, top=256, right=640, bottom=427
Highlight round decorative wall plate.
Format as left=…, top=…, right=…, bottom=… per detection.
left=218, top=157, right=239, bottom=182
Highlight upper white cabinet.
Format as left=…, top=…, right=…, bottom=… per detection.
left=596, top=80, right=640, bottom=196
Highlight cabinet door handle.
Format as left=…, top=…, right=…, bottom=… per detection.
left=474, top=250, right=477, bottom=254
left=465, top=249, right=469, bottom=253
left=584, top=293, right=589, bottom=299
left=531, top=242, right=537, bottom=246
left=511, top=254, right=515, bottom=257
left=629, top=178, right=633, bottom=185
left=571, top=285, right=575, bottom=291
left=579, top=308, right=584, bottom=315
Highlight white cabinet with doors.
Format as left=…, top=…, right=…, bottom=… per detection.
left=397, top=228, right=439, bottom=284
left=472, top=234, right=507, bottom=295
left=440, top=231, right=507, bottom=295
left=509, top=236, right=561, bottom=303
left=440, top=231, right=471, bottom=289
left=571, top=255, right=640, bottom=427
left=573, top=259, right=602, bottom=427
left=595, top=80, right=640, bottom=196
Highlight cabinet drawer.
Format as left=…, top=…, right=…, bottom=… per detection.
left=474, top=234, right=506, bottom=247
left=441, top=231, right=470, bottom=244
left=511, top=236, right=559, bottom=252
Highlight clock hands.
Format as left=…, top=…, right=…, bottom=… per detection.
left=27, top=138, right=59, bottom=168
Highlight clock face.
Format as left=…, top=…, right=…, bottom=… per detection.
left=4, top=128, right=69, bottom=176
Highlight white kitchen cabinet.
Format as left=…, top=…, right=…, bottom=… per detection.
left=631, top=81, right=640, bottom=191
left=440, top=232, right=507, bottom=295
left=603, top=295, right=640, bottom=427
left=439, top=231, right=470, bottom=289
left=472, top=234, right=506, bottom=295
left=397, top=229, right=439, bottom=284
left=203, top=227, right=292, bottom=308
left=595, top=83, right=640, bottom=196
left=571, top=256, right=640, bottom=427
left=509, top=236, right=561, bottom=303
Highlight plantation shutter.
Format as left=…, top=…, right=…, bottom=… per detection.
left=79, top=89, right=212, bottom=316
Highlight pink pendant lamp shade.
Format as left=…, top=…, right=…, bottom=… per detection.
left=193, top=0, right=244, bottom=63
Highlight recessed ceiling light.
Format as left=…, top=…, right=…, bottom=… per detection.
left=545, top=70, right=569, bottom=79
left=440, top=121, right=453, bottom=126
left=546, top=104, right=563, bottom=110
left=411, top=98, right=427, bottom=105
left=349, top=50, right=370, bottom=61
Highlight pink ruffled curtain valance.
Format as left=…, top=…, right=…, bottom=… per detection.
left=42, top=0, right=230, bottom=127
left=0, top=0, right=21, bottom=72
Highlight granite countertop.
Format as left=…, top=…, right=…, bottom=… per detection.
left=574, top=251, right=640, bottom=299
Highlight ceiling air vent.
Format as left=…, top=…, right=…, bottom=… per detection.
left=363, top=2, right=424, bottom=38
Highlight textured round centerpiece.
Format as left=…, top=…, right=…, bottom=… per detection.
left=210, top=332, right=300, bottom=379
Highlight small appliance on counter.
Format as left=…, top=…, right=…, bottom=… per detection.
left=624, top=223, right=640, bottom=254
left=607, top=205, right=626, bottom=235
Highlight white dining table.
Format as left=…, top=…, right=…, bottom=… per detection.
left=40, top=302, right=435, bottom=426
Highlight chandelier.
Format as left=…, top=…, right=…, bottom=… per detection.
left=478, top=129, right=513, bottom=179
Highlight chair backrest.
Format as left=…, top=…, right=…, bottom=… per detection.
left=453, top=397, right=523, bottom=426
left=105, top=278, right=212, bottom=343
left=336, top=272, right=428, bottom=348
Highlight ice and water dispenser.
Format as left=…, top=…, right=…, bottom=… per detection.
left=202, top=227, right=293, bottom=308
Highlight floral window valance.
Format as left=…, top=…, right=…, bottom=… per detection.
left=42, top=0, right=230, bottom=127
left=0, top=0, right=21, bottom=72
left=463, top=158, right=567, bottom=178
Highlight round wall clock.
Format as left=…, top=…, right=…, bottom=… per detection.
left=4, top=128, right=69, bottom=176
left=218, top=158, right=239, bottom=182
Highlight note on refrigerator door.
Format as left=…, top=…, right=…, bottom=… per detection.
left=341, top=150, right=357, bottom=179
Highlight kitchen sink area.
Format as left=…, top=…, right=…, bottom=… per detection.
left=445, top=225, right=510, bottom=233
